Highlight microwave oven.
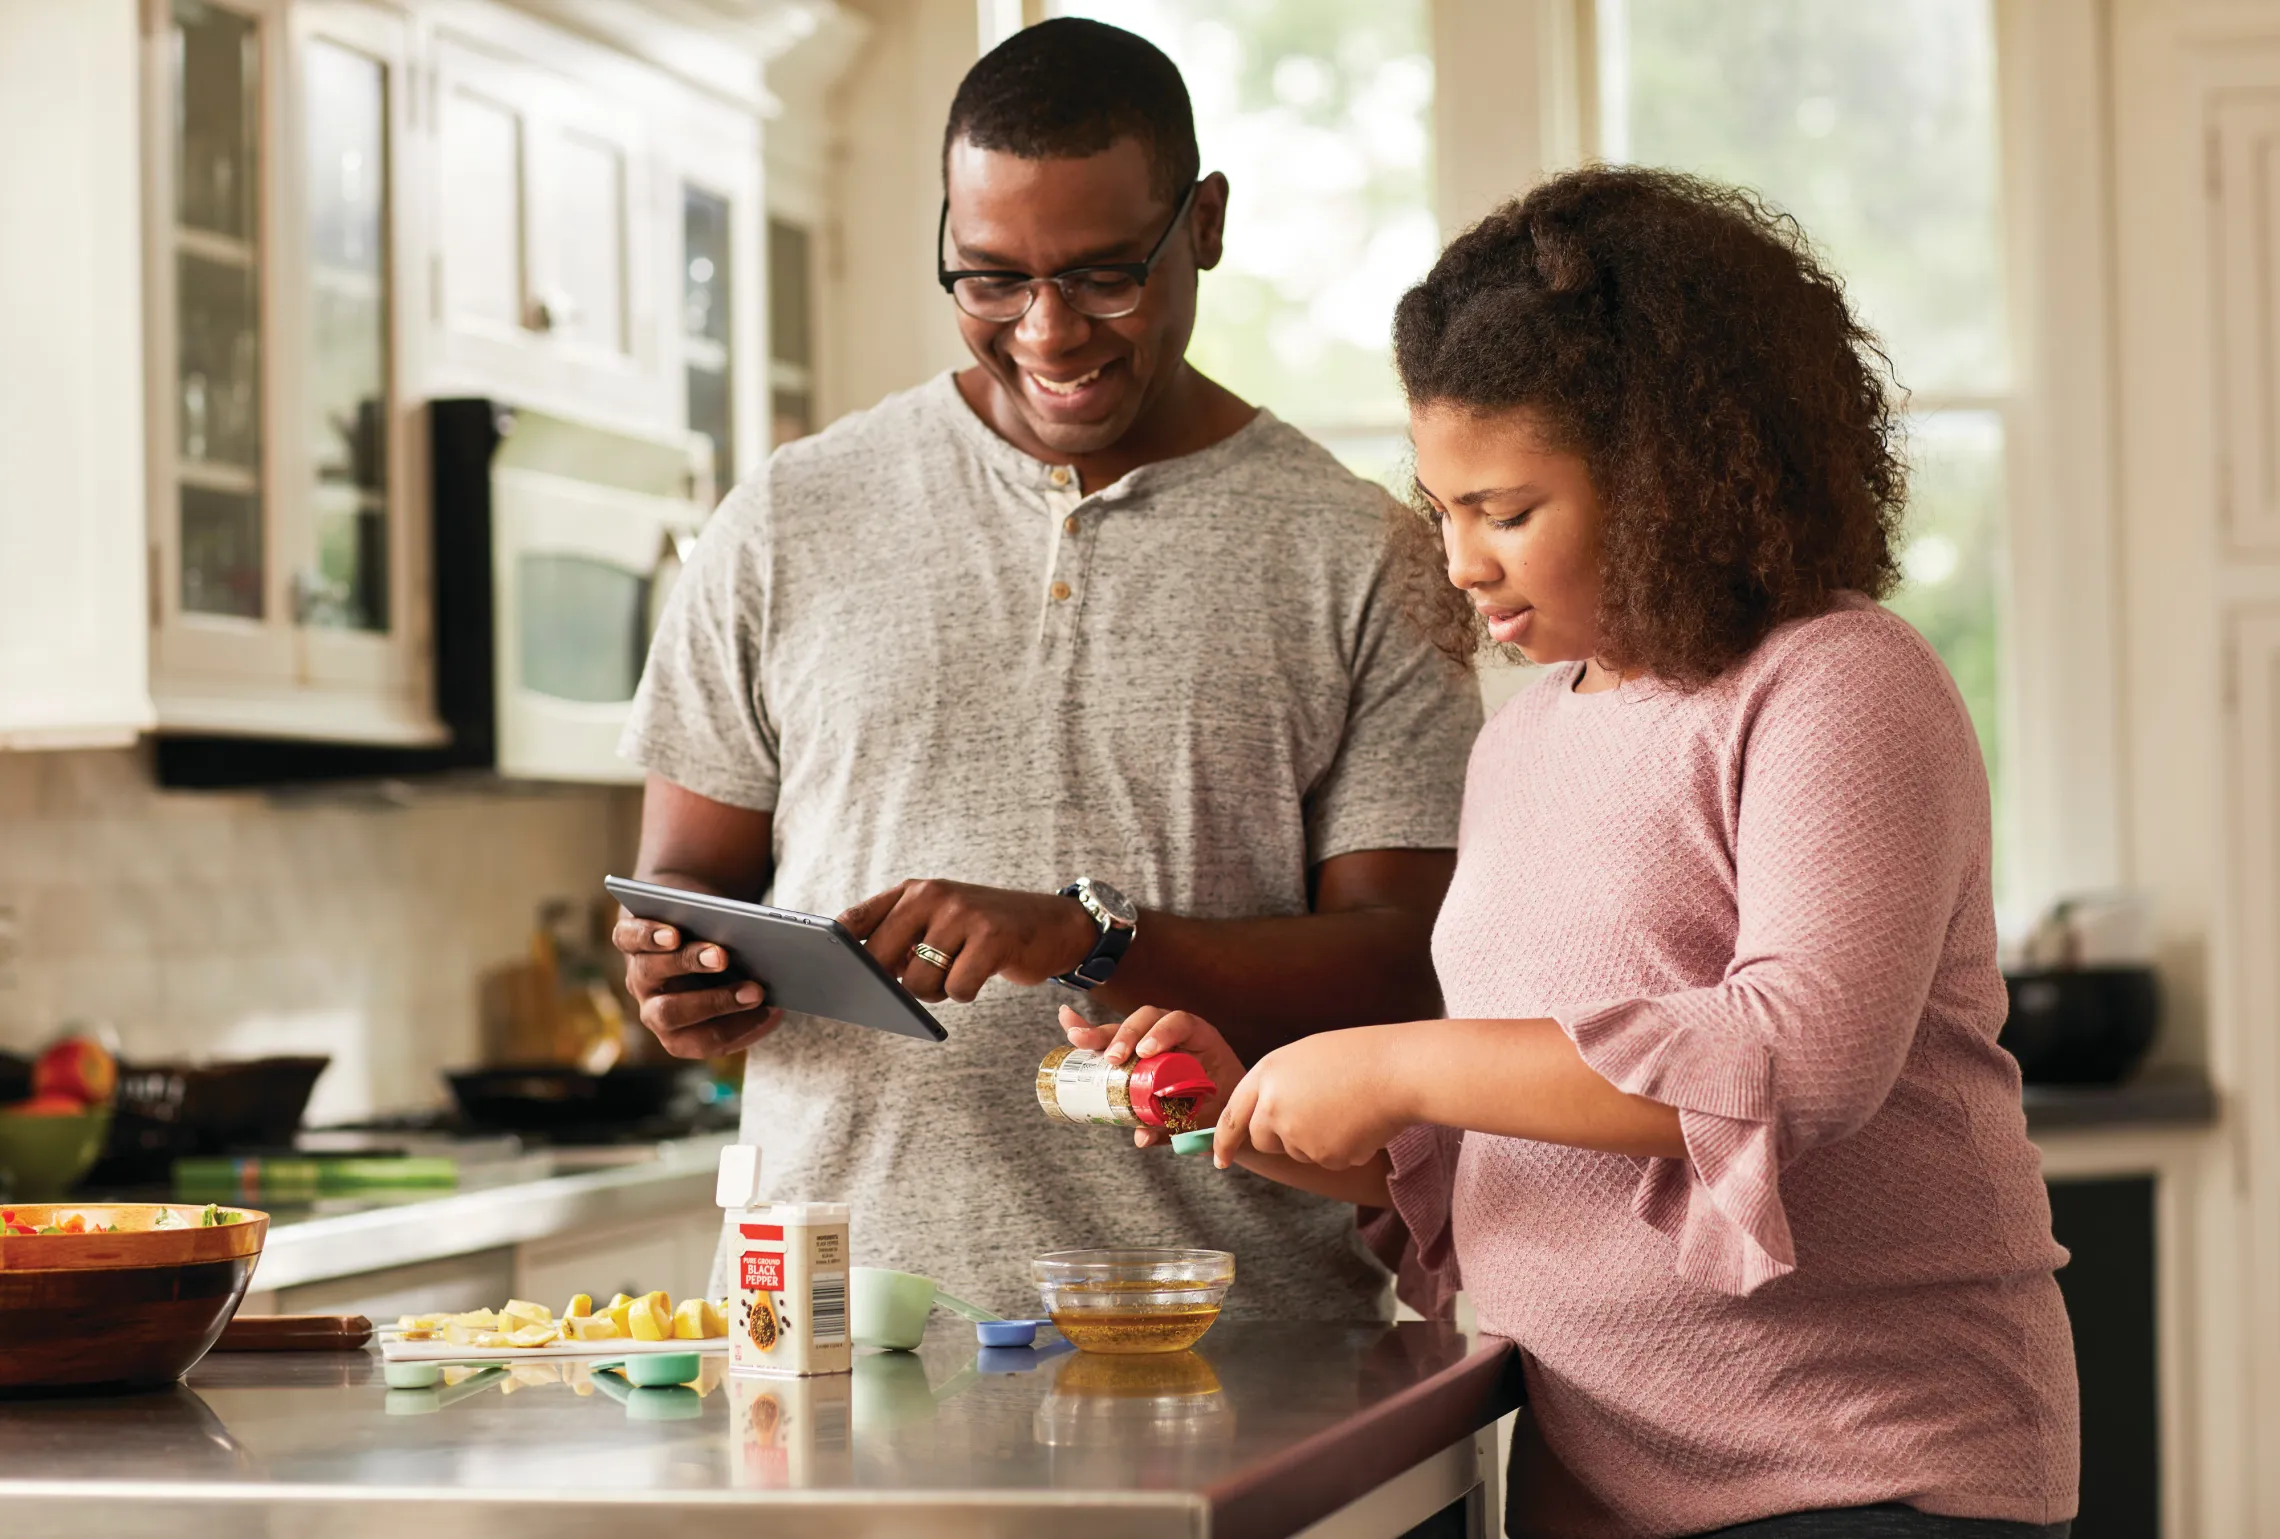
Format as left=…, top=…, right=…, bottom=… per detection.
left=430, top=399, right=711, bottom=783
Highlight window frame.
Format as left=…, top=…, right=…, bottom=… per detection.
left=1432, top=0, right=2126, bottom=920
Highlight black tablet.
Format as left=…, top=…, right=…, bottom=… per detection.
left=603, top=876, right=947, bottom=1043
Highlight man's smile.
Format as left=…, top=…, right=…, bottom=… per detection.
left=1027, top=363, right=1106, bottom=396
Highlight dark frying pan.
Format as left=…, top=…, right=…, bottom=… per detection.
left=86, top=1056, right=332, bottom=1185
left=444, top=1065, right=703, bottom=1134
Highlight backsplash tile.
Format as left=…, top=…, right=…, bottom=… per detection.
left=0, top=748, right=637, bottom=1124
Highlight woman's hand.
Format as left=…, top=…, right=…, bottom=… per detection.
left=1212, top=1025, right=1415, bottom=1171
left=1056, top=1005, right=1248, bottom=1147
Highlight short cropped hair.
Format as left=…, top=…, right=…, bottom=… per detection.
left=1392, top=166, right=1907, bottom=686
left=943, top=18, right=1199, bottom=202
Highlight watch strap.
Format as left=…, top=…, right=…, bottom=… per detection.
left=1053, top=880, right=1136, bottom=991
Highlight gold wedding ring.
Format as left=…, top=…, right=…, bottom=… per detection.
left=910, top=942, right=955, bottom=971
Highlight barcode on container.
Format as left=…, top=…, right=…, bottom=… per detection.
left=810, top=1270, right=847, bottom=1346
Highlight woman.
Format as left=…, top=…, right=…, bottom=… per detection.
left=1062, top=167, right=2078, bottom=1537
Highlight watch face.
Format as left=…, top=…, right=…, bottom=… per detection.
left=1085, top=880, right=1138, bottom=927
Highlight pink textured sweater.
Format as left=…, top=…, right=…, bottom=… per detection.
left=1373, top=598, right=2078, bottom=1537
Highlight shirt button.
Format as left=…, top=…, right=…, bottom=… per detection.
left=1048, top=466, right=1073, bottom=489
left=1050, top=581, right=1072, bottom=602
left=1063, top=515, right=1080, bottom=535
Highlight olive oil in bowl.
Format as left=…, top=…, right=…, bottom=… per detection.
left=1033, top=1250, right=1235, bottom=1355
left=1049, top=1299, right=1223, bottom=1354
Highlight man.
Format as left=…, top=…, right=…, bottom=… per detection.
left=615, top=18, right=1479, bottom=1319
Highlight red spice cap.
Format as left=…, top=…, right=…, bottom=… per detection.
left=1126, top=1050, right=1216, bottom=1129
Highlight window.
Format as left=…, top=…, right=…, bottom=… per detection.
left=1594, top=0, right=2013, bottom=894
left=1046, top=0, right=1436, bottom=486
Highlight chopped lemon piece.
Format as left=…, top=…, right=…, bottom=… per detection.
left=671, top=1297, right=712, bottom=1340
left=627, top=1294, right=669, bottom=1341
left=565, top=1315, right=621, bottom=1341
left=426, top=1308, right=499, bottom=1333
left=564, top=1292, right=593, bottom=1320
left=607, top=1293, right=634, bottom=1309
left=641, top=1289, right=672, bottom=1319
left=506, top=1323, right=557, bottom=1348
left=501, top=1299, right=552, bottom=1327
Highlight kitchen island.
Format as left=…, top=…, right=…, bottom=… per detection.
left=0, top=1317, right=1520, bottom=1539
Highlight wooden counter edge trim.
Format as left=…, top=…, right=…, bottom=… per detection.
left=1206, top=1335, right=1524, bottom=1539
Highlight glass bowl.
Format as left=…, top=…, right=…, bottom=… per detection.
left=1032, top=1248, right=1234, bottom=1354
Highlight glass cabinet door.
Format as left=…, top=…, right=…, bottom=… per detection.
left=682, top=184, right=734, bottom=497
left=767, top=217, right=816, bottom=448
left=172, top=0, right=265, bottom=620
left=301, top=36, right=389, bottom=632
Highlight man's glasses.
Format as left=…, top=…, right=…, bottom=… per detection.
left=937, top=180, right=1201, bottom=323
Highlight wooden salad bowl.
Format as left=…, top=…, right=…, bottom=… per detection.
left=0, top=1203, right=268, bottom=1394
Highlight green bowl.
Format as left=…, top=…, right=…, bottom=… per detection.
left=0, top=1108, right=111, bottom=1201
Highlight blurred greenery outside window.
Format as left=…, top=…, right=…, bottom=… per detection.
left=1597, top=0, right=2014, bottom=898
left=1046, top=0, right=1436, bottom=487
left=1040, top=1, right=2010, bottom=894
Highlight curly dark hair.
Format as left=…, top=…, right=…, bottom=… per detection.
left=1391, top=165, right=1907, bottom=685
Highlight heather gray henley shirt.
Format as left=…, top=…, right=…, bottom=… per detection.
left=622, top=371, right=1480, bottom=1320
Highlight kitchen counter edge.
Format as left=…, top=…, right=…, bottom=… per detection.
left=244, top=1134, right=731, bottom=1293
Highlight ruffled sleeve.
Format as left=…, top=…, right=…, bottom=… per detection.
left=1557, top=996, right=1791, bottom=1295
left=1547, top=611, right=1992, bottom=1298
left=1359, top=1123, right=1464, bottom=1319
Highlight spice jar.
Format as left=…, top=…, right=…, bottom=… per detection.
left=1036, top=1047, right=1215, bottom=1133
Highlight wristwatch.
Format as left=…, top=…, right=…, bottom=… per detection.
left=1053, top=877, right=1139, bottom=991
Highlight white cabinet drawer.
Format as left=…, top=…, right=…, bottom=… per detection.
left=513, top=1207, right=718, bottom=1307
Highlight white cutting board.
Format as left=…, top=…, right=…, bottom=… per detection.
left=379, top=1334, right=729, bottom=1362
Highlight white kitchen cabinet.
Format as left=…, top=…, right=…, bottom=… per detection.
left=142, top=0, right=443, bottom=744
left=259, top=1246, right=520, bottom=1319
left=6, top=0, right=813, bottom=757
left=0, top=0, right=154, bottom=750
left=424, top=14, right=671, bottom=436
left=513, top=1206, right=721, bottom=1308
left=2212, top=91, right=2280, bottom=556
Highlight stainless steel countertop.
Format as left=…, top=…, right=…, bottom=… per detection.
left=244, top=1133, right=732, bottom=1291
left=0, top=1318, right=1521, bottom=1539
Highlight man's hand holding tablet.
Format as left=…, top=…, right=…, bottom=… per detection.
left=611, top=904, right=782, bottom=1059
left=606, top=877, right=948, bottom=1050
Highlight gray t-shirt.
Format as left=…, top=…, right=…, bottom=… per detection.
left=622, top=372, right=1480, bottom=1320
